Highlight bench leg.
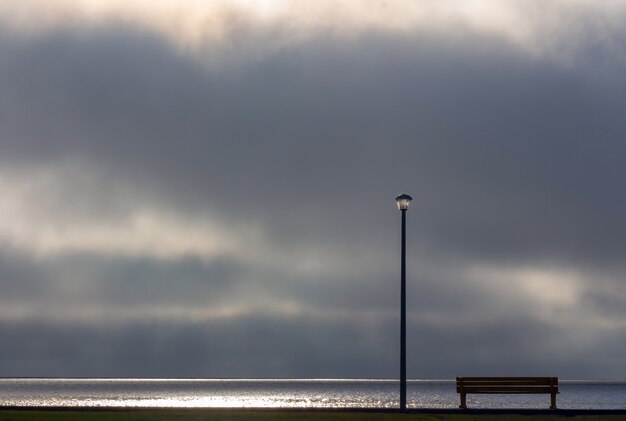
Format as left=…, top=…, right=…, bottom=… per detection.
left=550, top=392, right=557, bottom=410
left=460, top=392, right=467, bottom=409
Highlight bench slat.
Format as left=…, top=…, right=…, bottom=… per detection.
left=457, top=376, right=558, bottom=381
left=458, top=386, right=557, bottom=393
left=458, top=380, right=557, bottom=386
left=461, top=391, right=558, bottom=395
left=457, top=377, right=557, bottom=382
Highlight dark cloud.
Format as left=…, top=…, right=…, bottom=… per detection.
left=1, top=16, right=626, bottom=378
left=3, top=25, right=626, bottom=267
left=0, top=248, right=252, bottom=312
left=0, top=317, right=392, bottom=378
left=0, top=314, right=622, bottom=379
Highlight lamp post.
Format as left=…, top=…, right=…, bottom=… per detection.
left=395, top=193, right=412, bottom=411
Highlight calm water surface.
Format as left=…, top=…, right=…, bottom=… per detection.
left=1, top=379, right=625, bottom=409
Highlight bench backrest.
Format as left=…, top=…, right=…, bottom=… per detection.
left=457, top=377, right=558, bottom=393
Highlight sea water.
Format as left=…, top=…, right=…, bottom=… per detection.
left=0, top=379, right=625, bottom=409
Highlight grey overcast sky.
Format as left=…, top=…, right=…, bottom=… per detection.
left=1, top=0, right=626, bottom=379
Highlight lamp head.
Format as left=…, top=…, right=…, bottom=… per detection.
left=395, top=193, right=412, bottom=211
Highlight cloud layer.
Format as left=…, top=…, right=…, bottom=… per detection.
left=1, top=0, right=626, bottom=379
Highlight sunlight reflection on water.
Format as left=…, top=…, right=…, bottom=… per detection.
left=1, top=379, right=625, bottom=409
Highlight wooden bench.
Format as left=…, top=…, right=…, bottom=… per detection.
left=456, top=377, right=559, bottom=409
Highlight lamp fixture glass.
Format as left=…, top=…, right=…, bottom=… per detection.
left=395, top=193, right=412, bottom=211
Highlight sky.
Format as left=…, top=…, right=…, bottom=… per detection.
left=1, top=0, right=626, bottom=379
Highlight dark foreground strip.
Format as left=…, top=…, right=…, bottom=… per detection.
left=1, top=406, right=626, bottom=416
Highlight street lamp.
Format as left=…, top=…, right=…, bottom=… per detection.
left=395, top=193, right=412, bottom=410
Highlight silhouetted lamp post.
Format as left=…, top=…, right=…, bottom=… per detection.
left=395, top=193, right=412, bottom=410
